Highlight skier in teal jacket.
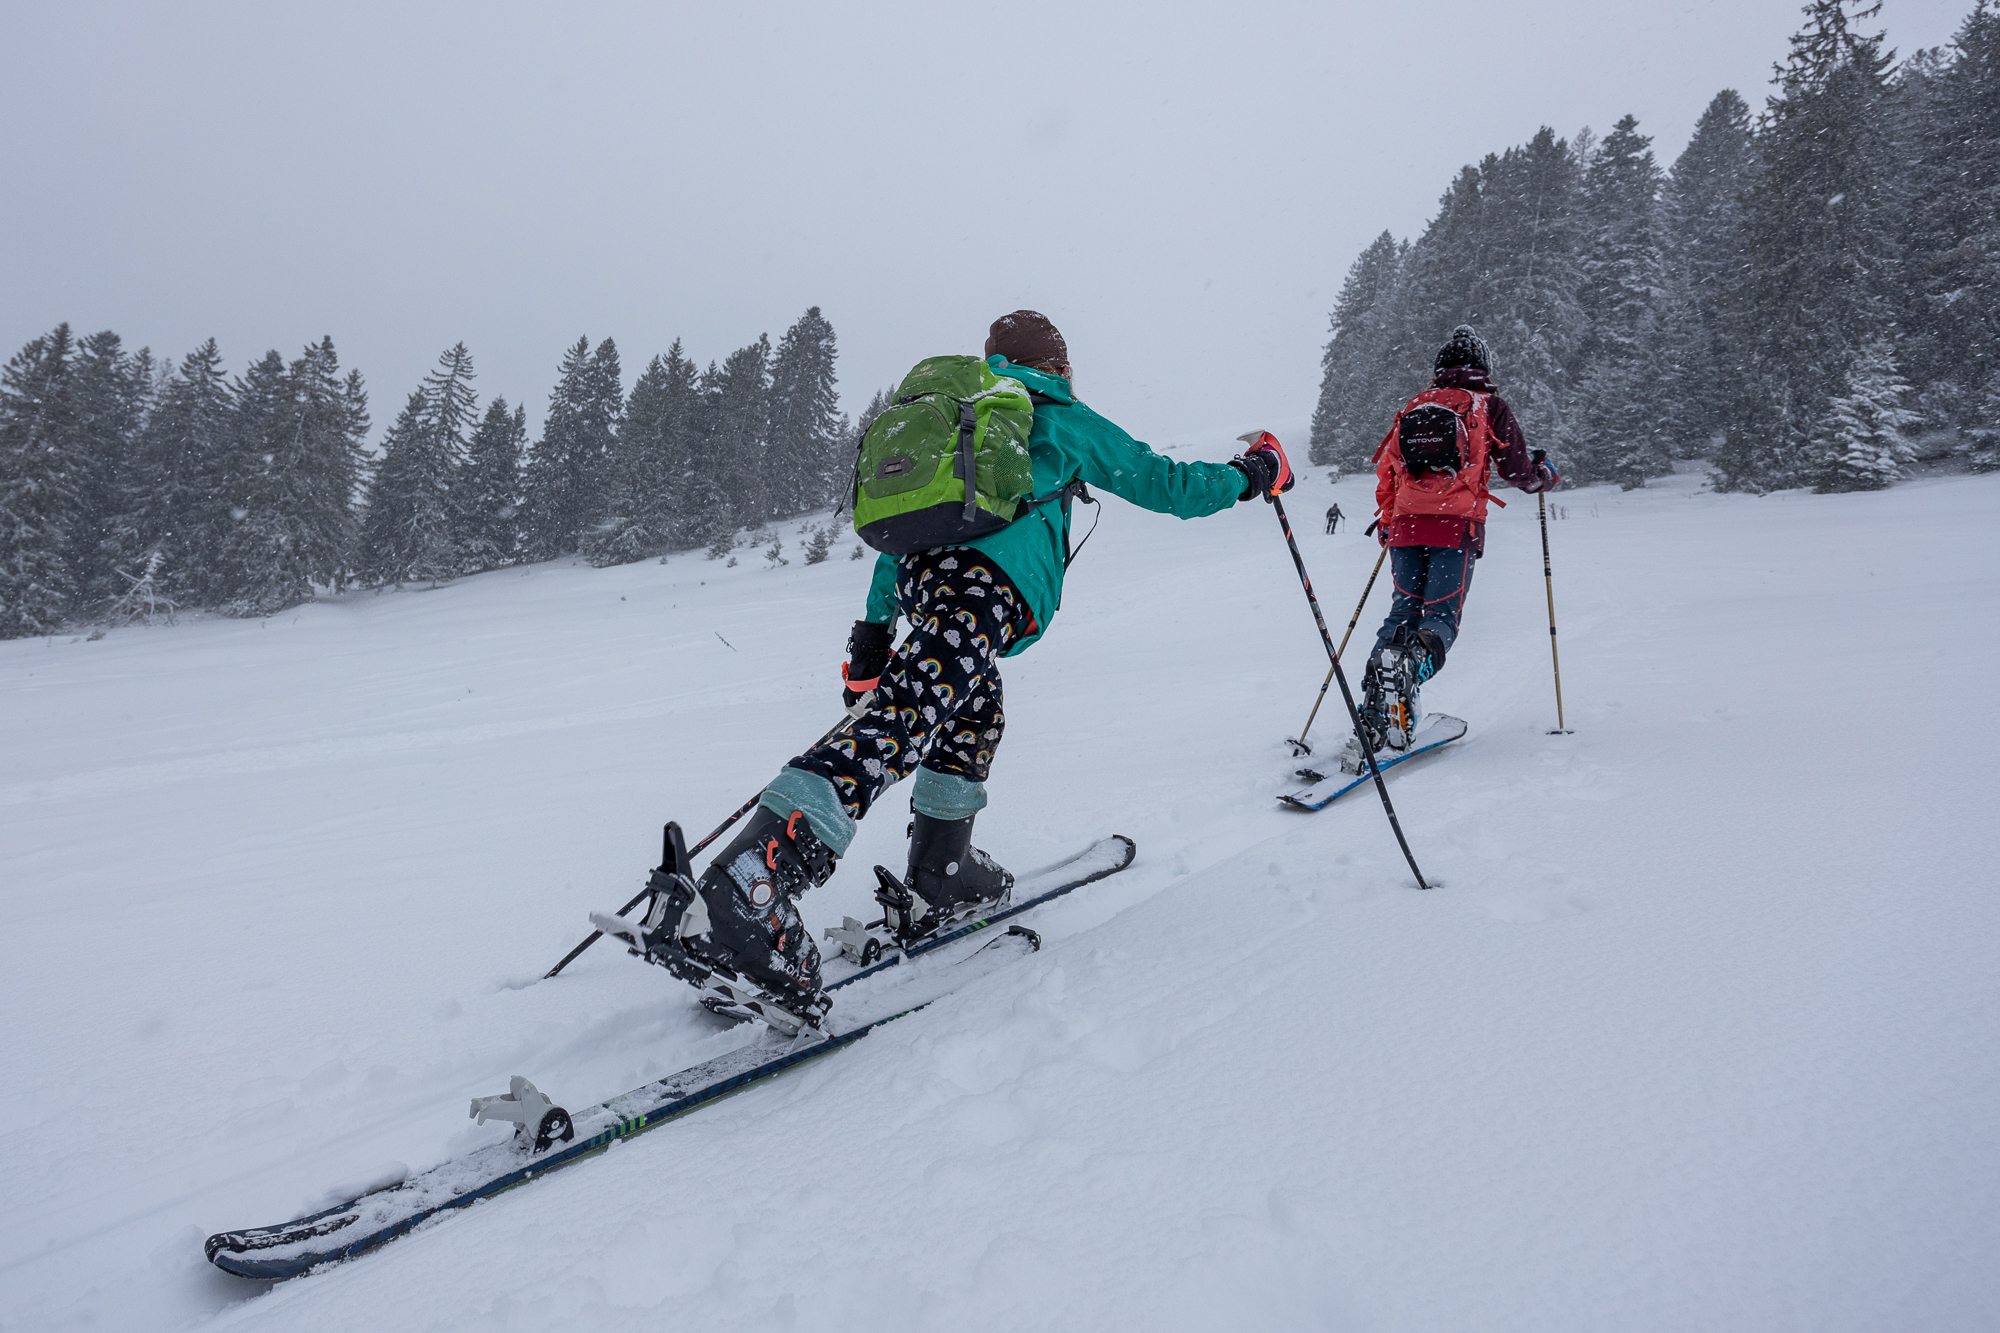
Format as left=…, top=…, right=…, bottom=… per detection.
left=628, top=311, right=1292, bottom=1023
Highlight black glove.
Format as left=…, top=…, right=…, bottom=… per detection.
left=1531, top=449, right=1560, bottom=491
left=842, top=620, right=893, bottom=707
left=1229, top=433, right=1295, bottom=502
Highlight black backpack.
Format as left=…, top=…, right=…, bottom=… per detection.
left=1396, top=403, right=1469, bottom=476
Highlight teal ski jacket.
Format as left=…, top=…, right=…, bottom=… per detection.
left=861, top=356, right=1246, bottom=654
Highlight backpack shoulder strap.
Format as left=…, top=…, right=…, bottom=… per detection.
left=1015, top=475, right=1088, bottom=514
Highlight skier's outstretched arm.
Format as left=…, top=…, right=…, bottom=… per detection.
left=1059, top=404, right=1246, bottom=518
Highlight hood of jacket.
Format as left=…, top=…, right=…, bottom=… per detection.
left=986, top=355, right=1075, bottom=404
left=1433, top=365, right=1494, bottom=393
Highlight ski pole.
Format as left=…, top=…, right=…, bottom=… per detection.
left=1247, top=443, right=1431, bottom=890
left=1539, top=493, right=1571, bottom=734
left=1288, top=540, right=1387, bottom=756
left=543, top=703, right=871, bottom=979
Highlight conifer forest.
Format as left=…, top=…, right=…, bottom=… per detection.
left=1309, top=0, right=1999, bottom=494
left=0, top=309, right=865, bottom=638
left=4, top=1, right=1996, bottom=641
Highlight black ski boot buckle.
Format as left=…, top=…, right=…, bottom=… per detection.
left=760, top=810, right=837, bottom=890
left=871, top=864, right=930, bottom=949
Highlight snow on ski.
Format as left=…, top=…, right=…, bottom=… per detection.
left=204, top=834, right=1135, bottom=1281
left=1278, top=715, right=1467, bottom=811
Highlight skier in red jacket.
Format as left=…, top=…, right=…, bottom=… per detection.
left=1345, top=325, right=1559, bottom=771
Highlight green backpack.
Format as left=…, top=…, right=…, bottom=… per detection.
left=851, top=355, right=1043, bottom=555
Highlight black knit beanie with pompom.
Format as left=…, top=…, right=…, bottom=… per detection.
left=1434, top=324, right=1493, bottom=375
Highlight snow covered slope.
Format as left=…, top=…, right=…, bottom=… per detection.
left=3, top=467, right=1996, bottom=1332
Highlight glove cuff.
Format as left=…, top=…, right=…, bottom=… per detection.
left=848, top=619, right=893, bottom=653
left=1229, top=456, right=1266, bottom=501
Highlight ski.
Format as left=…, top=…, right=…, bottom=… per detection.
left=204, top=834, right=1135, bottom=1281
left=1278, top=714, right=1467, bottom=811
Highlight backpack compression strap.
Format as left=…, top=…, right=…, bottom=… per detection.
left=957, top=402, right=979, bottom=523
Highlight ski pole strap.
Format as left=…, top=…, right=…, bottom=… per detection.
left=841, top=662, right=881, bottom=694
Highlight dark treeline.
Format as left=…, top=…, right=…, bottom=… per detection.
left=1309, top=0, right=1999, bottom=495
left=0, top=306, right=862, bottom=639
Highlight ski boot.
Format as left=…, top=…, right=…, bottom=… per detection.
left=597, top=811, right=836, bottom=1034
left=1341, top=662, right=1397, bottom=774
left=872, top=812, right=1015, bottom=949
left=1342, top=629, right=1442, bottom=773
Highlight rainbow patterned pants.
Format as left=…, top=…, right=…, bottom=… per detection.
left=788, top=549, right=1021, bottom=822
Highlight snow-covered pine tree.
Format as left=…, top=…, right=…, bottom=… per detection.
left=1812, top=336, right=1920, bottom=488
left=588, top=338, right=624, bottom=500
left=1465, top=128, right=1585, bottom=456
left=213, top=349, right=312, bottom=616
left=1659, top=90, right=1756, bottom=456
left=1309, top=231, right=1410, bottom=476
left=119, top=339, right=234, bottom=605
left=68, top=331, right=153, bottom=608
left=521, top=337, right=622, bottom=558
left=645, top=342, right=708, bottom=552
left=0, top=325, right=82, bottom=637
left=765, top=307, right=844, bottom=516
left=689, top=359, right=738, bottom=559
left=707, top=334, right=772, bottom=527
left=207, top=340, right=365, bottom=615
left=1715, top=0, right=1899, bottom=493
left=457, top=396, right=524, bottom=570
left=586, top=355, right=672, bottom=567
left=291, top=340, right=369, bottom=593
left=1570, top=115, right=1671, bottom=488
left=1896, top=4, right=2000, bottom=448
left=1397, top=167, right=1488, bottom=376
left=359, top=343, right=477, bottom=586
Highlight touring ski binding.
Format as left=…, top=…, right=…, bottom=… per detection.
left=469, top=1076, right=574, bottom=1153
left=592, top=821, right=832, bottom=1038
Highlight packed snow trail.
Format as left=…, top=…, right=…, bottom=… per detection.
left=2, top=467, right=1996, bottom=1331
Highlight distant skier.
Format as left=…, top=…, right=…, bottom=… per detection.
left=627, top=310, right=1293, bottom=1025
left=1345, top=325, right=1559, bottom=771
left=1325, top=502, right=1344, bottom=534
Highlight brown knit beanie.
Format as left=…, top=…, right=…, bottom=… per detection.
left=984, top=310, right=1069, bottom=371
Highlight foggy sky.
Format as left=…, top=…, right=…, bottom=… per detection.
left=0, top=0, right=1973, bottom=454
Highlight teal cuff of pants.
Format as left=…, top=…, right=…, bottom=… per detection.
left=762, top=767, right=857, bottom=858
left=910, top=765, right=988, bottom=821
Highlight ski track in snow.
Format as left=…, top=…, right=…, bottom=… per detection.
left=2, top=470, right=1996, bottom=1331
